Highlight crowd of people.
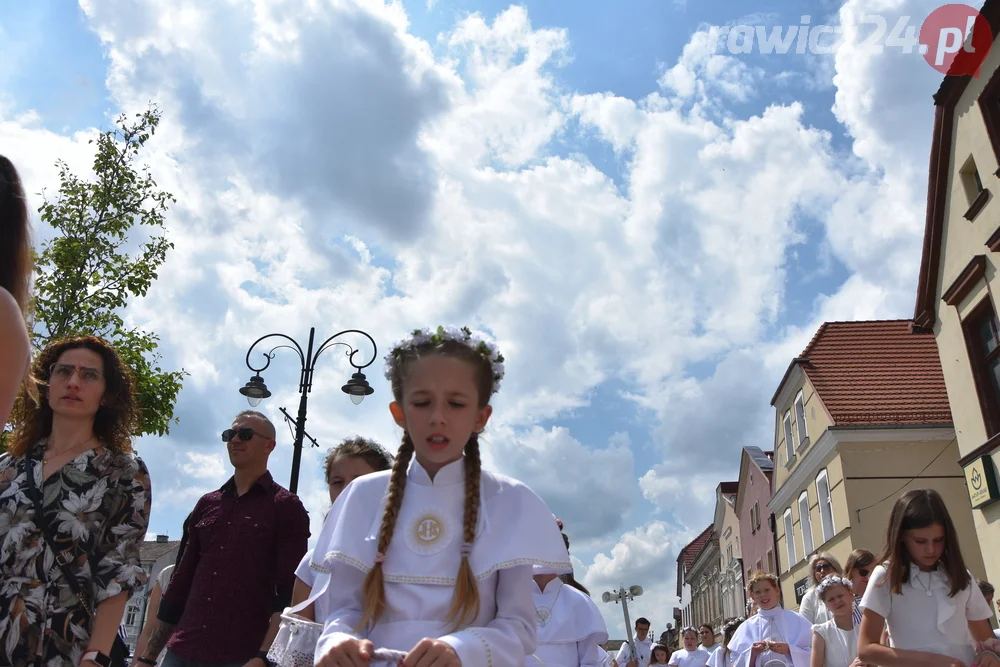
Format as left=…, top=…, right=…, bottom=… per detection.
left=1, top=147, right=1000, bottom=667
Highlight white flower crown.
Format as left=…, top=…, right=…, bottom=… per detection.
left=723, top=617, right=745, bottom=632
left=816, top=576, right=853, bottom=599
left=384, top=325, right=506, bottom=393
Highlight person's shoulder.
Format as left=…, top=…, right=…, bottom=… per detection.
left=481, top=468, right=543, bottom=499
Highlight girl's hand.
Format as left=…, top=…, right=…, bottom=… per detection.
left=751, top=641, right=768, bottom=652
left=402, top=638, right=460, bottom=667
left=316, top=637, right=375, bottom=667
left=974, top=650, right=1000, bottom=667
left=767, top=642, right=790, bottom=655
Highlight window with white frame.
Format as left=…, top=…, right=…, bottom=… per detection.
left=798, top=491, right=815, bottom=554
left=728, top=544, right=734, bottom=563
left=783, top=411, right=794, bottom=462
left=816, top=469, right=835, bottom=542
left=783, top=508, right=796, bottom=565
left=794, top=391, right=808, bottom=448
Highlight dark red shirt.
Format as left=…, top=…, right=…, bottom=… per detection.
left=158, top=472, right=309, bottom=663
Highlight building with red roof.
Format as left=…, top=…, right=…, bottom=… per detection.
left=768, top=320, right=987, bottom=610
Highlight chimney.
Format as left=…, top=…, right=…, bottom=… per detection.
left=156, top=534, right=168, bottom=543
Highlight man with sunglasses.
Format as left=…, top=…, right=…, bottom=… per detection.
left=135, top=411, right=309, bottom=667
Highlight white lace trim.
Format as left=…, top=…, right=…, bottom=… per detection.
left=323, top=550, right=572, bottom=584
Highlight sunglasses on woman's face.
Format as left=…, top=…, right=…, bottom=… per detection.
left=816, top=563, right=833, bottom=572
left=221, top=427, right=269, bottom=443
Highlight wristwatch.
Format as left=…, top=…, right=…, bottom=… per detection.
left=81, top=650, right=112, bottom=667
left=257, top=650, right=274, bottom=667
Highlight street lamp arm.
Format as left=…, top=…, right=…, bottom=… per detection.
left=245, top=334, right=306, bottom=373
left=312, top=329, right=378, bottom=371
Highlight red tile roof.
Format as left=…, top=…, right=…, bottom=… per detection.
left=679, top=524, right=715, bottom=571
left=796, top=320, right=952, bottom=426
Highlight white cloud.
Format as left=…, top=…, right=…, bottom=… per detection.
left=1, top=0, right=951, bottom=629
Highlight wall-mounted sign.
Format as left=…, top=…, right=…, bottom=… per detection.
left=794, top=576, right=810, bottom=605
left=963, top=455, right=999, bottom=509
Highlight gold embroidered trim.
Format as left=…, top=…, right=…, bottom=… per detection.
left=466, top=628, right=494, bottom=667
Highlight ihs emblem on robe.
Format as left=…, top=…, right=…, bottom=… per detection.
left=405, top=509, right=453, bottom=555
left=535, top=607, right=551, bottom=627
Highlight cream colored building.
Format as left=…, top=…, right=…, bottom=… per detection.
left=913, top=7, right=1000, bottom=590
left=768, top=320, right=987, bottom=610
left=712, top=481, right=745, bottom=626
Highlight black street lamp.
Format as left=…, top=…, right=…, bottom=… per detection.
left=239, top=327, right=377, bottom=494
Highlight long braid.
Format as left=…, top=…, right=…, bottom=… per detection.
left=358, top=433, right=415, bottom=630
left=446, top=433, right=482, bottom=627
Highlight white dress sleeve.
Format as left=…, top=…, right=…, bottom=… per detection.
left=577, top=632, right=604, bottom=667
left=438, top=564, right=536, bottom=667
left=314, top=561, right=367, bottom=659
left=966, top=575, right=994, bottom=622
left=859, top=565, right=891, bottom=618
left=295, top=548, right=315, bottom=587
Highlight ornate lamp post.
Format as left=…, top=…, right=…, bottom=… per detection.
left=602, top=584, right=644, bottom=662
left=238, top=327, right=377, bottom=494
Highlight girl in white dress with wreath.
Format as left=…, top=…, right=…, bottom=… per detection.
left=808, top=577, right=865, bottom=667
left=857, top=489, right=1000, bottom=667
left=527, top=520, right=608, bottom=667
left=726, top=572, right=812, bottom=667
left=709, top=617, right=745, bottom=667
left=312, top=326, right=571, bottom=667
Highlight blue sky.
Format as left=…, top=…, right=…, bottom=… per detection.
left=1, top=0, right=956, bottom=636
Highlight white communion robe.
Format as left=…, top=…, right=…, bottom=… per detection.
left=526, top=577, right=609, bottom=667
left=615, top=636, right=653, bottom=667
left=309, top=457, right=572, bottom=667
left=726, top=606, right=812, bottom=667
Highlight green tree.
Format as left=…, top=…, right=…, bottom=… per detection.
left=31, top=106, right=186, bottom=436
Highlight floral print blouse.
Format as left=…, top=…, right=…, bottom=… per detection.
left=0, top=440, right=151, bottom=666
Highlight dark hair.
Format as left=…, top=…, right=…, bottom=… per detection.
left=636, top=617, right=650, bottom=628
left=844, top=548, right=875, bottom=580
left=699, top=624, right=714, bottom=634
left=11, top=336, right=139, bottom=457
left=0, top=155, right=32, bottom=316
left=360, top=337, right=496, bottom=630
left=979, top=580, right=995, bottom=598
left=875, top=489, right=970, bottom=597
left=651, top=645, right=671, bottom=664
left=557, top=522, right=591, bottom=596
left=324, top=436, right=393, bottom=483
left=720, top=617, right=746, bottom=661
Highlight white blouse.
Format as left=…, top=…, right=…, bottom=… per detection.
left=668, top=647, right=710, bottom=666
left=311, top=457, right=571, bottom=667
left=811, top=618, right=857, bottom=667
left=859, top=563, right=993, bottom=664
left=798, top=586, right=832, bottom=625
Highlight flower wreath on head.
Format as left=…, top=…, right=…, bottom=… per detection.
left=384, top=325, right=506, bottom=393
left=723, top=617, right=745, bottom=633
left=815, top=576, right=852, bottom=599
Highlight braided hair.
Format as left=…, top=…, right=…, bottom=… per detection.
left=358, top=338, right=496, bottom=630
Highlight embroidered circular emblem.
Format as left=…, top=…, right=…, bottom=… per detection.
left=404, top=509, right=453, bottom=555
left=535, top=607, right=551, bottom=627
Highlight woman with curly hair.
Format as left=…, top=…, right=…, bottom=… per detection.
left=0, top=336, right=152, bottom=667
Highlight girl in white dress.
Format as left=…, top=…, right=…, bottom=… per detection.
left=313, top=326, right=571, bottom=667
left=709, top=618, right=745, bottom=667
left=651, top=645, right=671, bottom=664
left=858, top=489, right=1000, bottom=667
left=527, top=521, right=608, bottom=667
left=798, top=554, right=843, bottom=625
left=290, top=437, right=393, bottom=613
left=727, top=572, right=812, bottom=667
left=669, top=628, right=710, bottom=666
left=809, top=577, right=865, bottom=667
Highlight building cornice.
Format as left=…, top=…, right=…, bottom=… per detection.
left=767, top=426, right=955, bottom=512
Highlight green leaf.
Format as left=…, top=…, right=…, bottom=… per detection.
left=26, top=104, right=186, bottom=438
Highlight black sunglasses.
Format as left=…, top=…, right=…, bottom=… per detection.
left=222, top=427, right=269, bottom=443
left=815, top=563, right=833, bottom=572
left=858, top=568, right=870, bottom=577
